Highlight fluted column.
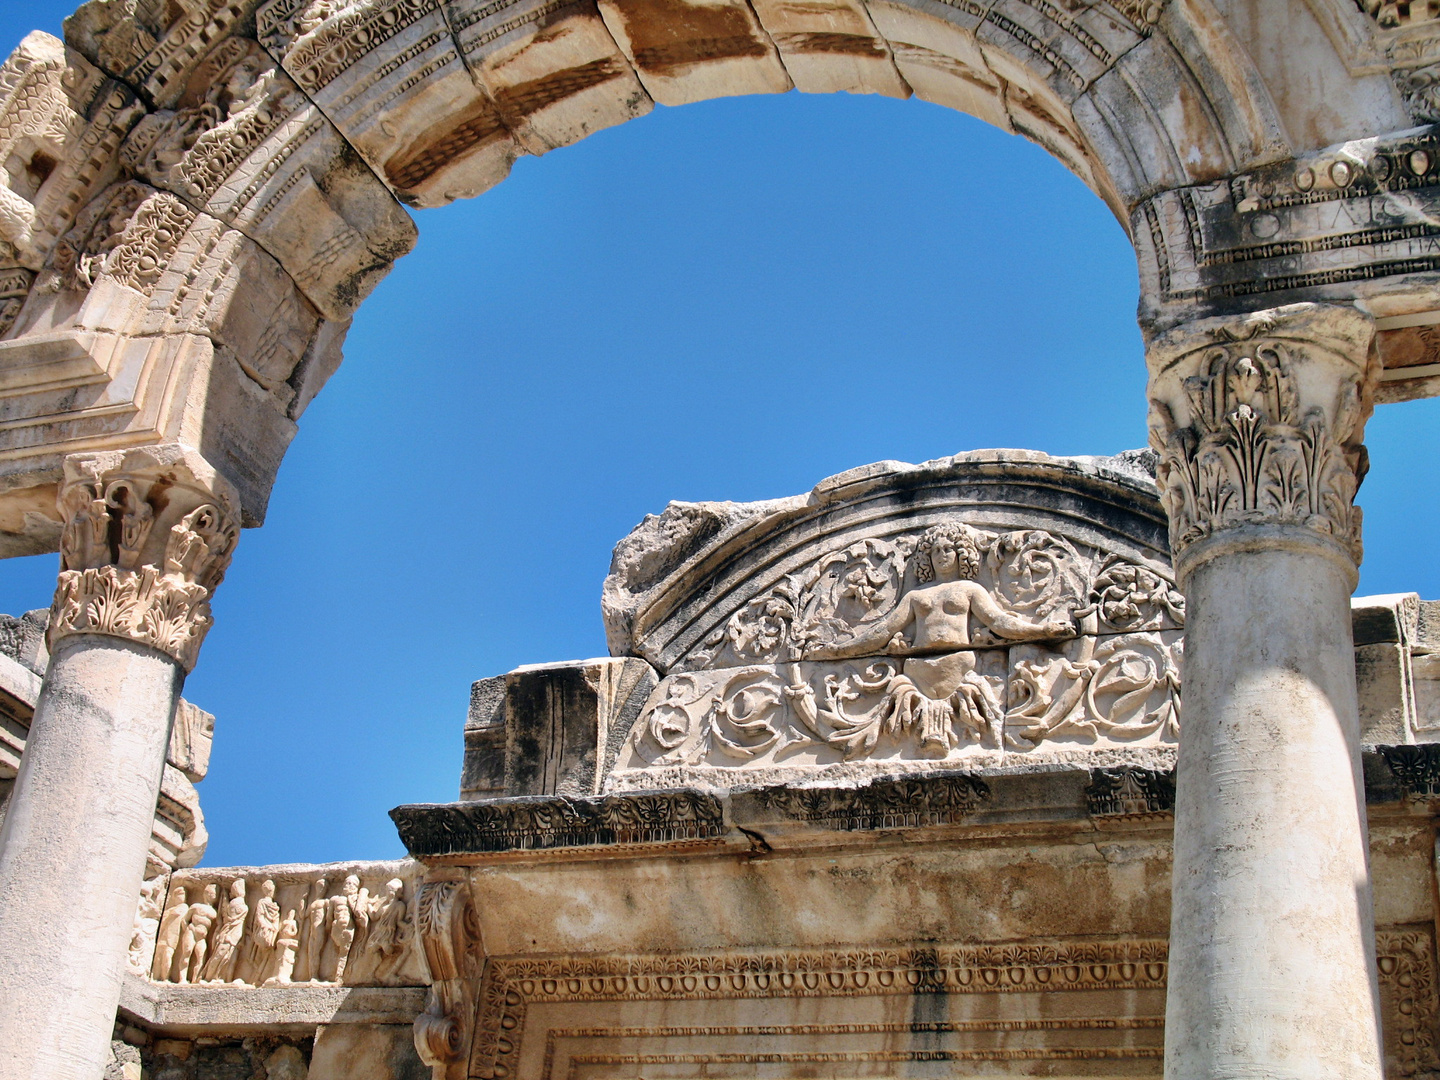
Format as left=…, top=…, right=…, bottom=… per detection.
left=0, top=444, right=237, bottom=1080
left=1148, top=304, right=1382, bottom=1079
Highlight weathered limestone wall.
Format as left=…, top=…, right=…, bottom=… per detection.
left=384, top=752, right=1440, bottom=1080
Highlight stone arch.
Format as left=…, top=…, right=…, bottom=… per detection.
left=0, top=0, right=1433, bottom=548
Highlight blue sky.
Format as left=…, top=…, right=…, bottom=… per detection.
left=3, top=8, right=1438, bottom=866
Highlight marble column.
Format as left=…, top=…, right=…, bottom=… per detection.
left=1147, top=304, right=1383, bottom=1079
left=0, top=445, right=238, bottom=1080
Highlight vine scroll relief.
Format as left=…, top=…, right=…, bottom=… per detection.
left=616, top=523, right=1184, bottom=776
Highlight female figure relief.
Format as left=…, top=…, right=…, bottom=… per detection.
left=805, top=523, right=1074, bottom=754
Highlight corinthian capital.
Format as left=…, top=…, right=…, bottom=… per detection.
left=48, top=444, right=240, bottom=671
left=1146, top=304, right=1378, bottom=585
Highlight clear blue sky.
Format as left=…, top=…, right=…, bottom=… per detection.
left=4, top=7, right=1438, bottom=867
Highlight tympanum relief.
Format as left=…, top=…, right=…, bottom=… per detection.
left=615, top=522, right=1183, bottom=782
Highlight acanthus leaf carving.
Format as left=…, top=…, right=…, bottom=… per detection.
left=414, top=877, right=483, bottom=1080
left=1147, top=306, right=1375, bottom=577
left=46, top=446, right=239, bottom=671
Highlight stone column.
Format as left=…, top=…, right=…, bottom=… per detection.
left=0, top=445, right=237, bottom=1080
left=1147, top=304, right=1383, bottom=1079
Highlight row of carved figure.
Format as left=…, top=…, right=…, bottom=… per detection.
left=622, top=523, right=1184, bottom=769
left=133, top=869, right=419, bottom=986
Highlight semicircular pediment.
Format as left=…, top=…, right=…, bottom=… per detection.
left=603, top=449, right=1184, bottom=789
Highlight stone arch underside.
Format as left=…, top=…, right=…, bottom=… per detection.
left=0, top=0, right=1435, bottom=552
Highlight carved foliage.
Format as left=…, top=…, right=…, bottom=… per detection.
left=120, top=39, right=306, bottom=207
left=414, top=879, right=483, bottom=1079
left=50, top=181, right=197, bottom=295
left=1149, top=325, right=1369, bottom=567
left=48, top=454, right=238, bottom=670
left=0, top=266, right=34, bottom=336
left=624, top=523, right=1182, bottom=771
left=754, top=774, right=989, bottom=830
left=685, top=525, right=1101, bottom=672
left=392, top=790, right=727, bottom=857
left=1380, top=744, right=1440, bottom=798
left=258, top=0, right=438, bottom=92
left=1377, top=928, right=1440, bottom=1078
left=1085, top=767, right=1176, bottom=818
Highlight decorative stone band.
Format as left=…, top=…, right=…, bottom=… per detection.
left=46, top=445, right=240, bottom=671
left=463, top=932, right=1437, bottom=1080
left=1145, top=303, right=1378, bottom=585
left=392, top=790, right=728, bottom=859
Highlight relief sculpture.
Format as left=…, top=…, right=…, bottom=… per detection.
left=616, top=521, right=1184, bottom=780
left=149, top=865, right=425, bottom=987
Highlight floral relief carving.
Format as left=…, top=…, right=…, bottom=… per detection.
left=619, top=522, right=1183, bottom=774
left=47, top=448, right=239, bottom=671
left=1376, top=928, right=1440, bottom=1077
left=1147, top=310, right=1373, bottom=572
left=49, top=181, right=196, bottom=295
left=414, top=877, right=484, bottom=1080
left=390, top=791, right=727, bottom=857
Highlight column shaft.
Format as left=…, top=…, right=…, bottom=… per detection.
left=1166, top=546, right=1380, bottom=1077
left=1147, top=304, right=1383, bottom=1080
left=0, top=445, right=237, bottom=1080
left=0, top=636, right=182, bottom=1080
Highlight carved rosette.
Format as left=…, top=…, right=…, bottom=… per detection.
left=1146, top=304, right=1378, bottom=583
left=47, top=445, right=239, bottom=671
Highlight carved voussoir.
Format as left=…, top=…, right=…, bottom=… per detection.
left=47, top=443, right=240, bottom=669
left=111, top=34, right=415, bottom=321
left=1145, top=304, right=1379, bottom=581
left=0, top=31, right=141, bottom=273
left=258, top=0, right=523, bottom=208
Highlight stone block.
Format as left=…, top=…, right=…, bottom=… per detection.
left=0, top=609, right=49, bottom=674
left=447, top=0, right=652, bottom=156
left=749, top=0, right=908, bottom=97
left=595, top=0, right=792, bottom=106
left=978, top=0, right=1143, bottom=105
left=310, top=1023, right=427, bottom=1080
left=1413, top=652, right=1440, bottom=736
left=504, top=657, right=658, bottom=796
left=863, top=2, right=1004, bottom=127
left=1357, top=642, right=1414, bottom=745
left=1354, top=592, right=1421, bottom=646
left=461, top=674, right=506, bottom=800
left=169, top=699, right=214, bottom=783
